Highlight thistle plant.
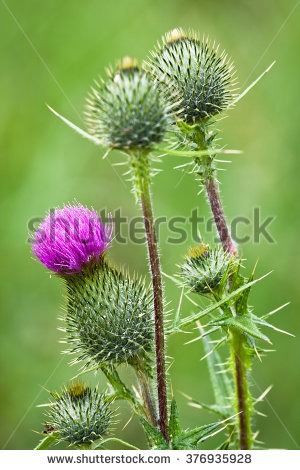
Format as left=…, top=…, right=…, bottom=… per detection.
left=30, top=27, right=290, bottom=451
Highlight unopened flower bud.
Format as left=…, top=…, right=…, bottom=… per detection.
left=85, top=58, right=175, bottom=150
left=63, top=260, right=154, bottom=368
left=180, top=244, right=234, bottom=294
left=147, top=28, right=237, bottom=124
left=45, top=382, right=113, bottom=447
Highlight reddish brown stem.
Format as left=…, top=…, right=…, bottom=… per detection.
left=205, top=177, right=237, bottom=256
left=204, top=164, right=252, bottom=450
left=140, top=178, right=169, bottom=442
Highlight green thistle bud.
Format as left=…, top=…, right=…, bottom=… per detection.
left=62, top=259, right=154, bottom=368
left=180, top=244, right=234, bottom=294
left=45, top=382, right=113, bottom=447
left=147, top=28, right=237, bottom=124
left=85, top=57, right=175, bottom=150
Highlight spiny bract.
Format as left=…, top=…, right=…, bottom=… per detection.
left=147, top=28, right=237, bottom=124
left=46, top=382, right=113, bottom=447
left=63, top=259, right=154, bottom=367
left=85, top=57, right=176, bottom=150
left=180, top=244, right=234, bottom=294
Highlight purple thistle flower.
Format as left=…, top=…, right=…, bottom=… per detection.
left=30, top=201, right=113, bottom=274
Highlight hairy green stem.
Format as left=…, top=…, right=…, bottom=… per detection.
left=135, top=367, right=158, bottom=428
left=230, top=332, right=252, bottom=449
left=203, top=156, right=252, bottom=450
left=139, top=174, right=169, bottom=442
left=233, top=349, right=252, bottom=449
left=131, top=356, right=158, bottom=428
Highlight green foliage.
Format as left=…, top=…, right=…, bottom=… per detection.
left=200, top=330, right=234, bottom=414
left=138, top=398, right=226, bottom=449
left=34, top=433, right=60, bottom=450
left=63, top=259, right=154, bottom=368
left=210, top=313, right=271, bottom=344
left=170, top=269, right=270, bottom=332
left=175, top=257, right=291, bottom=449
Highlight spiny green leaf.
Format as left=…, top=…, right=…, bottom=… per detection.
left=200, top=326, right=234, bottom=408
left=188, top=399, right=230, bottom=419
left=218, top=439, right=230, bottom=450
left=138, top=416, right=169, bottom=449
left=235, top=270, right=255, bottom=315
left=253, top=316, right=294, bottom=337
left=47, top=105, right=102, bottom=145
left=34, top=432, right=59, bottom=450
left=210, top=314, right=271, bottom=343
left=171, top=272, right=271, bottom=331
left=169, top=398, right=181, bottom=440
left=261, top=302, right=290, bottom=320
left=228, top=259, right=244, bottom=292
left=94, top=437, right=139, bottom=450
left=174, top=421, right=222, bottom=448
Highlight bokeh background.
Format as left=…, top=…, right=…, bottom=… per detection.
left=0, top=0, right=299, bottom=450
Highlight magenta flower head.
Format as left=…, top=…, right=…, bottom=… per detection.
left=30, top=201, right=113, bottom=274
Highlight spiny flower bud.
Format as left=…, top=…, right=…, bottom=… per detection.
left=45, top=381, right=113, bottom=447
left=180, top=244, right=234, bottom=294
left=85, top=57, right=176, bottom=150
left=30, top=201, right=112, bottom=274
left=147, top=28, right=237, bottom=124
left=63, top=259, right=154, bottom=368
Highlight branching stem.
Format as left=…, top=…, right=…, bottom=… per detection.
left=199, top=136, right=252, bottom=450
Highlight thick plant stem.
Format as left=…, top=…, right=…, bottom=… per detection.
left=135, top=367, right=158, bottom=428
left=230, top=333, right=252, bottom=450
left=131, top=355, right=158, bottom=428
left=139, top=176, right=169, bottom=442
left=203, top=158, right=252, bottom=450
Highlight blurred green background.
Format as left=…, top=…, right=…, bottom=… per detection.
left=0, top=0, right=299, bottom=450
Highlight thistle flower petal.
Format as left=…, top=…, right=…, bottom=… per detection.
left=30, top=201, right=113, bottom=274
